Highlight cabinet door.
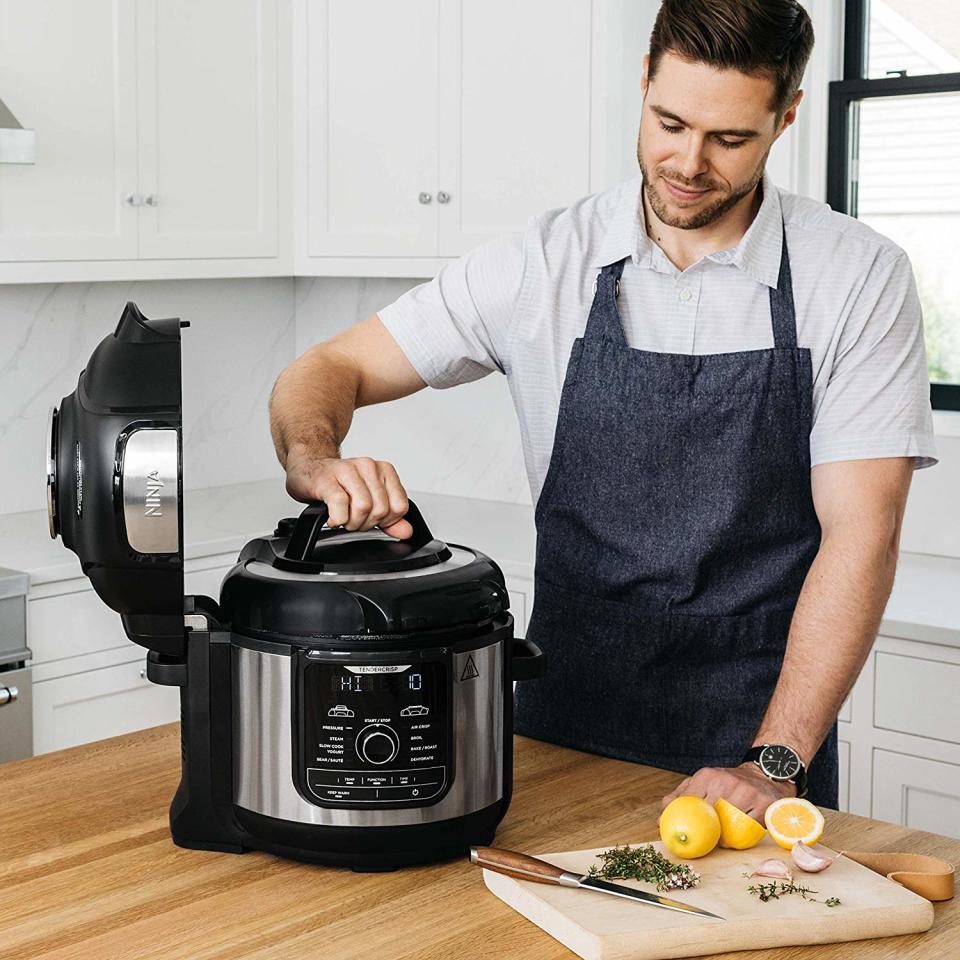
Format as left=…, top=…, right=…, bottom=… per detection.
left=305, top=0, right=439, bottom=257
left=136, top=0, right=279, bottom=258
left=33, top=656, right=180, bottom=755
left=437, top=0, right=593, bottom=256
left=0, top=0, right=138, bottom=261
left=872, top=749, right=960, bottom=840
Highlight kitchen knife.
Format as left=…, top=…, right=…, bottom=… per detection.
left=470, top=846, right=726, bottom=921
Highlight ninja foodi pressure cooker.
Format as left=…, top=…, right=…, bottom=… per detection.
left=47, top=301, right=543, bottom=871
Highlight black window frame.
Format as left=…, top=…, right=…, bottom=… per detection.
left=827, top=0, right=960, bottom=411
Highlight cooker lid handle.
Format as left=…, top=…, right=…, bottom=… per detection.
left=283, top=498, right=437, bottom=562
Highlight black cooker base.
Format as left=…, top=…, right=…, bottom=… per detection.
left=223, top=799, right=508, bottom=872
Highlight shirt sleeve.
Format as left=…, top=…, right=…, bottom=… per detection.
left=377, top=231, right=525, bottom=389
left=810, top=248, right=938, bottom=470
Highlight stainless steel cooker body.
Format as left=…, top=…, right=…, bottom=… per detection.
left=232, top=629, right=506, bottom=828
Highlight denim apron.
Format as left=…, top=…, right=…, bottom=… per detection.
left=513, top=227, right=839, bottom=808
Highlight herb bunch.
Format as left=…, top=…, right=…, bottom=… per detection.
left=587, top=843, right=701, bottom=892
left=746, top=880, right=841, bottom=907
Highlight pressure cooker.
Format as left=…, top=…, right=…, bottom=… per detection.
left=46, top=302, right=544, bottom=871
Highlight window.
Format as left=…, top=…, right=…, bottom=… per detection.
left=827, top=0, right=960, bottom=410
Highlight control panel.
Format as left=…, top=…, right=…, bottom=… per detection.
left=296, top=650, right=451, bottom=808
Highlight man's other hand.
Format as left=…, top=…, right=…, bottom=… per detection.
left=660, top=763, right=796, bottom=823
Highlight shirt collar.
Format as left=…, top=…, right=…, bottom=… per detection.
left=591, top=170, right=784, bottom=289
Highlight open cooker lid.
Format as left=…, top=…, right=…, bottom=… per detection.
left=48, top=302, right=187, bottom=657
left=220, top=500, right=510, bottom=639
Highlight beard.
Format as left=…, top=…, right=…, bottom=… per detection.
left=637, top=146, right=770, bottom=231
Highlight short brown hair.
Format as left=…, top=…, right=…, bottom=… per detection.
left=648, top=0, right=815, bottom=119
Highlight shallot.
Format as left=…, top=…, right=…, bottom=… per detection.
left=791, top=841, right=839, bottom=873
left=749, top=858, right=793, bottom=882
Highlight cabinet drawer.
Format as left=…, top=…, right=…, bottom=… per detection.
left=872, top=749, right=960, bottom=839
left=874, top=650, right=960, bottom=744
left=33, top=656, right=180, bottom=755
left=29, top=588, right=129, bottom=665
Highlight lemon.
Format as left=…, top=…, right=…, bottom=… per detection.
left=659, top=796, right=721, bottom=859
left=764, top=797, right=825, bottom=850
left=714, top=797, right=767, bottom=849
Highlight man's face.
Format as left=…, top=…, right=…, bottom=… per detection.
left=638, top=52, right=799, bottom=230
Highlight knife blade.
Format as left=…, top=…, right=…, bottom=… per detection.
left=470, top=846, right=726, bottom=921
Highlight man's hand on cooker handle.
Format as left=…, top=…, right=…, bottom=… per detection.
left=283, top=443, right=413, bottom=540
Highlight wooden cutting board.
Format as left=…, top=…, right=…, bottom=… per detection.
left=481, top=836, right=934, bottom=960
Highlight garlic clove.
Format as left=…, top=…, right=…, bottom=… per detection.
left=750, top=858, right=793, bottom=882
left=791, top=841, right=838, bottom=873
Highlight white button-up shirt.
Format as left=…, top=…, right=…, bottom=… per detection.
left=378, top=171, right=937, bottom=504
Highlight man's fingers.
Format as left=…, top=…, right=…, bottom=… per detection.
left=331, top=462, right=374, bottom=529
left=322, top=486, right=351, bottom=528
left=351, top=457, right=391, bottom=529
left=379, top=462, right=411, bottom=537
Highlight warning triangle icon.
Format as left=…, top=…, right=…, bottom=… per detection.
left=459, top=655, right=480, bottom=682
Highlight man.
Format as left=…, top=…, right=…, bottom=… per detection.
left=270, top=0, right=937, bottom=819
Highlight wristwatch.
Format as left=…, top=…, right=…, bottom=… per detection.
left=741, top=743, right=808, bottom=798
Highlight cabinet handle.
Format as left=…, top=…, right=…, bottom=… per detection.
left=418, top=192, right=433, bottom=205
left=145, top=194, right=159, bottom=207
left=124, top=193, right=143, bottom=207
left=0, top=685, right=19, bottom=706
left=139, top=667, right=147, bottom=679
left=437, top=191, right=451, bottom=204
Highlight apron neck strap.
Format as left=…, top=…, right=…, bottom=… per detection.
left=769, top=224, right=798, bottom=349
left=584, top=258, right=628, bottom=346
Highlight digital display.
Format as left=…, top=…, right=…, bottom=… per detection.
left=332, top=671, right=423, bottom=695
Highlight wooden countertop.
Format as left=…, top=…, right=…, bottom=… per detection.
left=1, top=724, right=957, bottom=960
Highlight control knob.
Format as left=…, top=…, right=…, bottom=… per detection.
left=357, top=724, right=400, bottom=765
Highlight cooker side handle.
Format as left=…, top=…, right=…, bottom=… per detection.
left=510, top=636, right=545, bottom=682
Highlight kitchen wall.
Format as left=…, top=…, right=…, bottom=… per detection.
left=0, top=278, right=295, bottom=516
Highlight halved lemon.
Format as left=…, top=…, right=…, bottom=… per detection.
left=764, top=797, right=825, bottom=850
left=714, top=797, right=766, bottom=849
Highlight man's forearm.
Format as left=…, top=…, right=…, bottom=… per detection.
left=751, top=525, right=899, bottom=767
left=269, top=345, right=360, bottom=468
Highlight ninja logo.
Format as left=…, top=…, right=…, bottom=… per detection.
left=144, top=470, right=164, bottom=517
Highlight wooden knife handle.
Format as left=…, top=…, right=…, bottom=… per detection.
left=470, top=846, right=575, bottom=885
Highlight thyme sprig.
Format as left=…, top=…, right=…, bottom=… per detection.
left=745, top=879, right=841, bottom=907
left=587, top=843, right=701, bottom=892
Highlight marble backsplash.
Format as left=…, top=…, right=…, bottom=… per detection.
left=0, top=278, right=295, bottom=516
left=293, top=277, right=532, bottom=506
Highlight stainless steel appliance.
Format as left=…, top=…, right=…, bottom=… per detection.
left=0, top=566, right=31, bottom=764
left=47, top=302, right=543, bottom=870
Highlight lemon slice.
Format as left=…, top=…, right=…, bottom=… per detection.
left=715, top=797, right=767, bottom=849
left=764, top=797, right=825, bottom=850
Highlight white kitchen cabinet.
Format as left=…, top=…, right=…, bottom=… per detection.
left=30, top=557, right=234, bottom=755
left=0, top=0, right=281, bottom=273
left=32, top=651, right=180, bottom=755
left=305, top=0, right=440, bottom=258
left=436, top=0, right=593, bottom=257
left=135, top=0, right=279, bottom=259
left=0, top=0, right=139, bottom=261
left=299, top=0, right=599, bottom=269
left=872, top=750, right=960, bottom=840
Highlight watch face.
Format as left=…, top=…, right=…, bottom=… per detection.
left=759, top=744, right=801, bottom=780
